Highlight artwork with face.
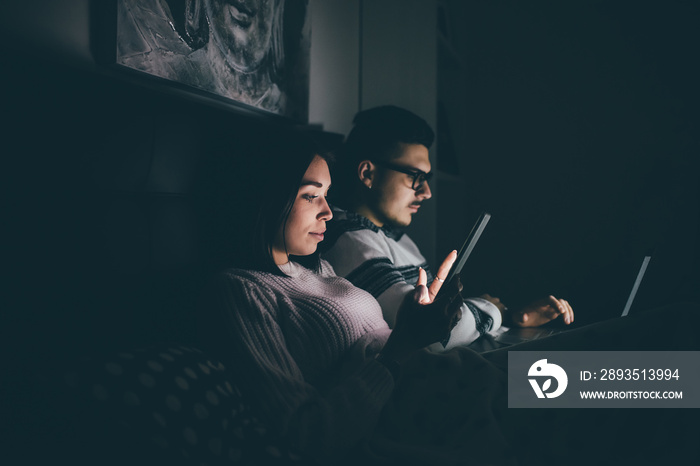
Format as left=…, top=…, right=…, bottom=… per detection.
left=116, top=0, right=310, bottom=121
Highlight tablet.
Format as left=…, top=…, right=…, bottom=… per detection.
left=439, top=211, right=491, bottom=347
left=445, top=212, right=492, bottom=283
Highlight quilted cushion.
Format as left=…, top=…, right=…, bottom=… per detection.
left=62, top=344, right=315, bottom=466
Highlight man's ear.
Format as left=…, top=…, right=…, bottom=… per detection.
left=357, top=160, right=375, bottom=189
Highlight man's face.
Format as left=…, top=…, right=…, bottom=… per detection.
left=206, top=0, right=275, bottom=72
left=369, top=143, right=432, bottom=228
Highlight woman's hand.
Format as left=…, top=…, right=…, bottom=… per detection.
left=382, top=276, right=463, bottom=362
left=414, top=250, right=457, bottom=304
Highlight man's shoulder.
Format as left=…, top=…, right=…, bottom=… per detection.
left=322, top=208, right=383, bottom=251
left=330, top=208, right=381, bottom=233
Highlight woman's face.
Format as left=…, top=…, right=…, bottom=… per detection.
left=272, top=156, right=333, bottom=265
left=205, top=0, right=276, bottom=72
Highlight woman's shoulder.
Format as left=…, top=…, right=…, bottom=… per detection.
left=212, top=268, right=287, bottom=321
left=220, top=266, right=265, bottom=280
left=218, top=261, right=346, bottom=297
left=217, top=268, right=280, bottom=298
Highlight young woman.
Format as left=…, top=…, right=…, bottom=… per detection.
left=199, top=131, right=517, bottom=465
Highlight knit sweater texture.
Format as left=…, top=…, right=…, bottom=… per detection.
left=207, top=259, right=395, bottom=461
left=321, top=208, right=502, bottom=349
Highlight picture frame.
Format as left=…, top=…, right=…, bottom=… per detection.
left=93, top=0, right=311, bottom=123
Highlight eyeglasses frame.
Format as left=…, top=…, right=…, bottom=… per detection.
left=372, top=160, right=433, bottom=191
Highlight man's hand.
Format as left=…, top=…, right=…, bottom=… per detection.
left=480, top=293, right=507, bottom=313
left=514, top=296, right=574, bottom=327
left=481, top=294, right=574, bottom=327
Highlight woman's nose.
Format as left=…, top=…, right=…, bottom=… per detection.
left=318, top=197, right=333, bottom=221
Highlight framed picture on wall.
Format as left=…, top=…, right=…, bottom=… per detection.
left=97, top=0, right=310, bottom=122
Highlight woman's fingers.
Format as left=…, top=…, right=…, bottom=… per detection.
left=416, top=267, right=428, bottom=288
left=398, top=275, right=463, bottom=347
left=413, top=283, right=430, bottom=305
left=414, top=268, right=431, bottom=304
left=428, top=250, right=457, bottom=301
left=436, top=250, right=458, bottom=278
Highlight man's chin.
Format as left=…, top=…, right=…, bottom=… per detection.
left=386, top=216, right=412, bottom=228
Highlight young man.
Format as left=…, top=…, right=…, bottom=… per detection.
left=321, top=105, right=574, bottom=350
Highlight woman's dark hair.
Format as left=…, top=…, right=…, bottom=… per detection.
left=197, top=127, right=330, bottom=275
left=252, top=131, right=333, bottom=274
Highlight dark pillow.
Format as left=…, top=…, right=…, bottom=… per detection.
left=61, top=344, right=316, bottom=466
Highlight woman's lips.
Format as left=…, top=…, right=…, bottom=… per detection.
left=309, top=231, right=326, bottom=241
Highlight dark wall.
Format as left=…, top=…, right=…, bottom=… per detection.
left=443, top=0, right=699, bottom=321
left=4, top=0, right=698, bottom=366
left=5, top=52, right=343, bottom=351
left=5, top=57, right=218, bottom=352
left=2, top=38, right=340, bottom=458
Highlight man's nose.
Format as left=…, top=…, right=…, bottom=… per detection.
left=417, top=181, right=432, bottom=200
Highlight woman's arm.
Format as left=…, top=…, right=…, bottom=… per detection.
left=206, top=273, right=395, bottom=461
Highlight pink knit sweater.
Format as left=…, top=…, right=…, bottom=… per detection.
left=210, top=259, right=395, bottom=461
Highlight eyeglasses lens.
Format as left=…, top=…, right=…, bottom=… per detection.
left=413, top=173, right=428, bottom=190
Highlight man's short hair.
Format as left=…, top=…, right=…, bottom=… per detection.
left=330, top=106, right=434, bottom=208
left=344, top=105, right=435, bottom=163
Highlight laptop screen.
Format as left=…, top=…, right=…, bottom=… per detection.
left=620, top=255, right=652, bottom=317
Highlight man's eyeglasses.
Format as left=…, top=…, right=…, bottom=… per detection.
left=374, top=161, right=433, bottom=191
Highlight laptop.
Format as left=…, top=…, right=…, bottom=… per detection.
left=489, top=254, right=653, bottom=347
